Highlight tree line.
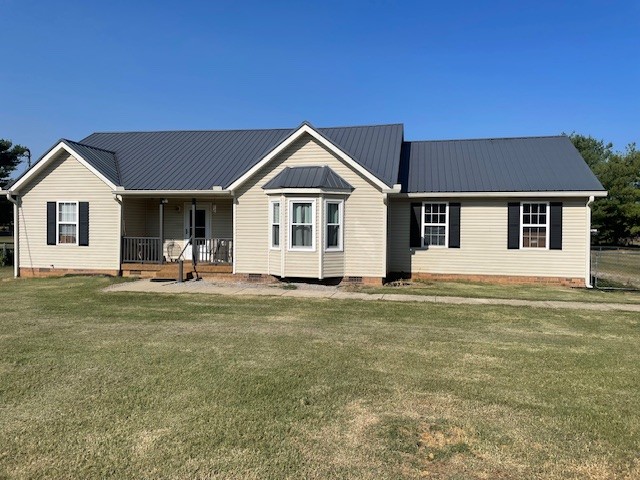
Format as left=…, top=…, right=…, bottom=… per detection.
left=569, top=134, right=640, bottom=246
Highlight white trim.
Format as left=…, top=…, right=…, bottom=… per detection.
left=586, top=196, right=595, bottom=288
left=13, top=199, right=19, bottom=278
left=288, top=198, right=316, bottom=252
left=227, top=124, right=390, bottom=192
left=232, top=198, right=237, bottom=274
left=280, top=194, right=285, bottom=278
left=421, top=202, right=449, bottom=248
left=520, top=201, right=550, bottom=250
left=269, top=199, right=281, bottom=250
left=55, top=201, right=79, bottom=246
left=115, top=195, right=123, bottom=269
left=318, top=196, right=323, bottom=279
left=324, top=199, right=344, bottom=252
left=10, top=141, right=118, bottom=192
left=264, top=188, right=352, bottom=195
left=395, top=191, right=607, bottom=198
left=114, top=189, right=232, bottom=197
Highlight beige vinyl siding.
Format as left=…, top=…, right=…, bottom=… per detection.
left=234, top=134, right=386, bottom=278
left=323, top=251, right=344, bottom=277
left=18, top=151, right=120, bottom=270
left=388, top=198, right=589, bottom=278
left=122, top=198, right=148, bottom=237
left=212, top=199, right=233, bottom=239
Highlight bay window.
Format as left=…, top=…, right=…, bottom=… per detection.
left=289, top=200, right=315, bottom=250
left=325, top=200, right=343, bottom=251
left=270, top=200, right=281, bottom=249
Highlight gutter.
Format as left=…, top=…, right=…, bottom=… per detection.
left=392, top=190, right=608, bottom=198
left=111, top=188, right=232, bottom=197
left=586, top=195, right=595, bottom=289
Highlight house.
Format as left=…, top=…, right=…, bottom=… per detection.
left=1, top=122, right=606, bottom=286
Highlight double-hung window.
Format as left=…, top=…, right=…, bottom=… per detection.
left=422, top=202, right=447, bottom=247
left=521, top=202, right=548, bottom=248
left=325, top=200, right=343, bottom=251
left=290, top=200, right=315, bottom=250
left=57, top=201, right=78, bottom=245
left=270, top=200, right=281, bottom=249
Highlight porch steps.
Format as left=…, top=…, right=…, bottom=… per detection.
left=121, top=262, right=233, bottom=280
left=155, top=262, right=233, bottom=281
left=155, top=262, right=194, bottom=282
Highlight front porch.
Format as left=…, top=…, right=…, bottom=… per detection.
left=119, top=196, right=234, bottom=272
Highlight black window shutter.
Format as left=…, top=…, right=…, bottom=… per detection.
left=79, top=202, right=89, bottom=246
left=507, top=202, right=520, bottom=249
left=410, top=203, right=422, bottom=248
left=448, top=202, right=461, bottom=248
left=549, top=202, right=562, bottom=250
left=47, top=202, right=56, bottom=245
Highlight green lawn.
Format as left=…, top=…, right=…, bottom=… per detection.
left=349, top=278, right=640, bottom=304
left=1, top=275, right=639, bottom=479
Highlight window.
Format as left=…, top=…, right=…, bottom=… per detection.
left=422, top=202, right=448, bottom=247
left=57, top=201, right=78, bottom=245
left=325, top=200, right=343, bottom=251
left=289, top=200, right=315, bottom=250
left=270, top=200, right=281, bottom=249
left=521, top=202, right=548, bottom=248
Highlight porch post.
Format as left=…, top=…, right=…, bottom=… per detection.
left=159, top=199, right=166, bottom=264
left=191, top=198, right=196, bottom=266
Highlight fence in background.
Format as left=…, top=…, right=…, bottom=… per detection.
left=591, top=247, right=640, bottom=290
left=0, top=242, right=14, bottom=266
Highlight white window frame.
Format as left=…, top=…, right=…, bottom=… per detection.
left=520, top=201, right=550, bottom=250
left=421, top=202, right=448, bottom=248
left=269, top=199, right=281, bottom=250
left=288, top=199, right=316, bottom=251
left=56, top=200, right=79, bottom=246
left=324, top=199, right=344, bottom=252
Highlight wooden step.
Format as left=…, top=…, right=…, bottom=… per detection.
left=155, top=263, right=194, bottom=281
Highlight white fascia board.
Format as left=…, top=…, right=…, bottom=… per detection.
left=113, top=190, right=232, bottom=197
left=227, top=123, right=390, bottom=192
left=10, top=141, right=118, bottom=192
left=263, top=188, right=352, bottom=195
left=393, top=190, right=608, bottom=198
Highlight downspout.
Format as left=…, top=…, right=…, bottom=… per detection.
left=114, top=194, right=123, bottom=274
left=5, top=193, right=19, bottom=278
left=585, top=196, right=595, bottom=288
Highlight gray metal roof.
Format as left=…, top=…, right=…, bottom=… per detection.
left=62, top=139, right=120, bottom=186
left=262, top=166, right=353, bottom=190
left=399, top=136, right=605, bottom=193
left=78, top=123, right=403, bottom=190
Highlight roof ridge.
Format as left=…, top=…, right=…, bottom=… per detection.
left=81, top=123, right=403, bottom=138
left=407, top=135, right=566, bottom=143
left=63, top=138, right=117, bottom=154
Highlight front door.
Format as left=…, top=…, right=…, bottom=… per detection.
left=183, top=203, right=210, bottom=260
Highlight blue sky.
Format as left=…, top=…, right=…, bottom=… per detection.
left=1, top=0, right=638, bottom=175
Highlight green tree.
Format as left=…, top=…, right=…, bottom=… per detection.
left=1, top=139, right=28, bottom=188
left=569, top=134, right=640, bottom=245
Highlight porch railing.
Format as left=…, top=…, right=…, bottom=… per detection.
left=193, top=238, right=233, bottom=264
left=121, top=237, right=233, bottom=264
left=122, top=237, right=162, bottom=264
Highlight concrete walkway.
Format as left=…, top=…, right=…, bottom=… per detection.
left=104, top=279, right=640, bottom=312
